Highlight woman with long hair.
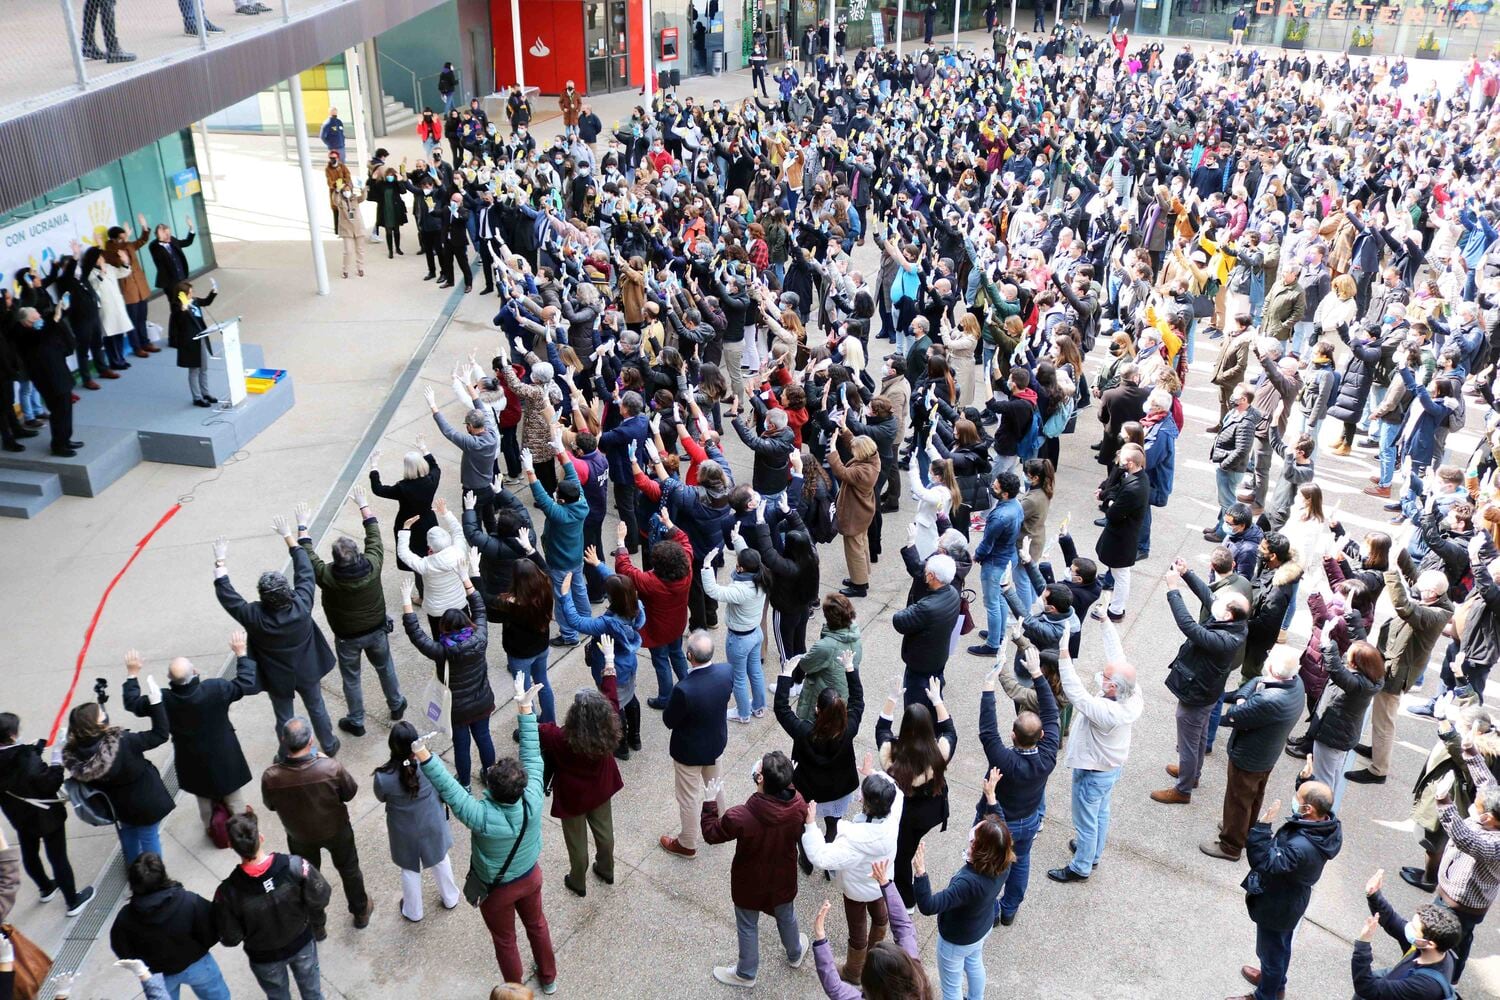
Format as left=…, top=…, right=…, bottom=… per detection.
left=373, top=721, right=461, bottom=920
left=910, top=456, right=959, bottom=562
left=876, top=678, right=957, bottom=908
left=490, top=558, right=556, bottom=724
left=775, top=648, right=865, bottom=861
left=933, top=418, right=992, bottom=538
left=401, top=571, right=496, bottom=789
left=1016, top=458, right=1055, bottom=609
left=828, top=431, right=881, bottom=599
left=610, top=514, right=694, bottom=709
left=702, top=541, right=774, bottom=723
left=369, top=445, right=440, bottom=602
left=748, top=496, right=820, bottom=663
left=1308, top=635, right=1383, bottom=813
left=557, top=568, right=646, bottom=757
left=913, top=788, right=1013, bottom=1000
left=539, top=650, right=624, bottom=897
left=1278, top=482, right=1335, bottom=635
left=941, top=313, right=980, bottom=405
left=62, top=680, right=172, bottom=862
left=812, top=860, right=933, bottom=1000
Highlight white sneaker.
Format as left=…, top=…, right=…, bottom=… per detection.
left=787, top=933, right=810, bottom=968
left=712, top=967, right=756, bottom=988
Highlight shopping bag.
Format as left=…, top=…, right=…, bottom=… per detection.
left=419, top=676, right=453, bottom=737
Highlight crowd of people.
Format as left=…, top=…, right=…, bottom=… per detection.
left=6, top=22, right=1500, bottom=1000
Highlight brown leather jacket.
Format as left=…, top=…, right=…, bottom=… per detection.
left=261, top=753, right=357, bottom=843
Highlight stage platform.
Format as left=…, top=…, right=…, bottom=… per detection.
left=0, top=344, right=294, bottom=517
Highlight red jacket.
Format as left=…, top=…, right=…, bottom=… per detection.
left=417, top=118, right=442, bottom=142
left=614, top=528, right=692, bottom=648
left=701, top=790, right=808, bottom=914
left=538, top=675, right=623, bottom=819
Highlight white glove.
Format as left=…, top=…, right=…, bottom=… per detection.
left=703, top=777, right=725, bottom=802
left=50, top=728, right=66, bottom=766
left=520, top=448, right=535, bottom=473
left=145, top=676, right=163, bottom=705
left=114, top=958, right=151, bottom=981
left=644, top=439, right=661, bottom=464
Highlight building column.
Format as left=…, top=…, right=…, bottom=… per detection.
left=511, top=0, right=526, bottom=89
left=287, top=74, right=331, bottom=296
left=345, top=46, right=371, bottom=171
left=644, top=0, right=655, bottom=100
left=896, top=0, right=905, bottom=54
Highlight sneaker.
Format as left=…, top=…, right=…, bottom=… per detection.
left=337, top=717, right=366, bottom=737
left=787, top=933, right=810, bottom=968
left=39, top=886, right=58, bottom=903
left=726, top=710, right=752, bottom=724
left=1406, top=699, right=1437, bottom=718
left=751, top=708, right=767, bottom=719
left=966, top=644, right=1000, bottom=656
left=549, top=636, right=580, bottom=648
left=539, top=979, right=558, bottom=996
left=65, top=886, right=95, bottom=917
left=712, top=967, right=757, bottom=988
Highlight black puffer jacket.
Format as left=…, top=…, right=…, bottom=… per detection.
left=1326, top=332, right=1381, bottom=423
left=0, top=742, right=67, bottom=837
left=773, top=671, right=864, bottom=804
left=404, top=590, right=496, bottom=726
left=1164, top=590, right=1246, bottom=709
left=1312, top=640, right=1380, bottom=753
left=62, top=702, right=174, bottom=827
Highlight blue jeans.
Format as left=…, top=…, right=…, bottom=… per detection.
left=453, top=718, right=496, bottom=789
left=979, top=561, right=1010, bottom=649
left=18, top=381, right=46, bottom=420
left=1139, top=504, right=1153, bottom=558
left=248, top=939, right=323, bottom=1000
left=998, top=808, right=1041, bottom=918
left=1069, top=767, right=1122, bottom=876
left=1204, top=691, right=1228, bottom=752
left=1183, top=317, right=1197, bottom=365
left=549, top=564, right=591, bottom=642
left=508, top=650, right=555, bottom=725
left=1255, top=925, right=1294, bottom=1000
left=118, top=822, right=161, bottom=863
left=1280, top=579, right=1300, bottom=630
left=936, top=930, right=989, bottom=1000
left=650, top=638, right=689, bottom=700
left=1214, top=467, right=1240, bottom=533
left=726, top=627, right=765, bottom=720
left=1375, top=419, right=1401, bottom=487
left=164, top=953, right=230, bottom=1000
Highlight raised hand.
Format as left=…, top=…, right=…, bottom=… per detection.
left=703, top=776, right=724, bottom=803
left=369, top=449, right=382, bottom=472
left=925, top=676, right=943, bottom=707
left=583, top=544, right=600, bottom=567
left=295, top=500, right=311, bottom=526
left=838, top=649, right=855, bottom=673
left=403, top=514, right=421, bottom=530
left=433, top=497, right=448, bottom=517
left=813, top=899, right=831, bottom=941
left=982, top=766, right=1002, bottom=801
left=124, top=649, right=143, bottom=677
left=271, top=514, right=292, bottom=539
left=1259, top=798, right=1282, bottom=825
left=871, top=858, right=890, bottom=885
left=424, top=386, right=438, bottom=410
left=400, top=578, right=414, bottom=607
left=520, top=448, right=535, bottom=474
left=1365, top=868, right=1384, bottom=897
left=229, top=629, right=247, bottom=656
left=517, top=527, right=533, bottom=553
left=463, top=490, right=477, bottom=511
left=1022, top=646, right=1042, bottom=678
left=350, top=486, right=368, bottom=508
left=213, top=536, right=228, bottom=561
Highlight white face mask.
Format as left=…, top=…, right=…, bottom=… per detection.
left=1403, top=919, right=1422, bottom=945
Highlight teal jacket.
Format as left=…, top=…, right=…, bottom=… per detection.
left=530, top=460, right=589, bottom=569
left=421, top=713, right=544, bottom=886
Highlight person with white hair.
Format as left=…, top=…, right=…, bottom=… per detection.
left=396, top=497, right=470, bottom=638
left=495, top=336, right=563, bottom=494
left=1348, top=568, right=1455, bottom=786
left=1200, top=646, right=1305, bottom=863
left=891, top=552, right=962, bottom=715
left=1047, top=620, right=1143, bottom=883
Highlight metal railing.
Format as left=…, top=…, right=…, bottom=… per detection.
left=375, top=50, right=444, bottom=114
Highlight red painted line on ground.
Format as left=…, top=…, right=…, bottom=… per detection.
left=47, top=503, right=183, bottom=744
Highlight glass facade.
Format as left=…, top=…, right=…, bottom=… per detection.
left=0, top=129, right=215, bottom=292
left=205, top=57, right=354, bottom=136
left=1135, top=0, right=1500, bottom=59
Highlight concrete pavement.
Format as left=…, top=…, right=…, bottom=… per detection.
left=4, top=31, right=1493, bottom=1000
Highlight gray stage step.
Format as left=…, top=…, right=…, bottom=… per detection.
left=0, top=468, right=63, bottom=518
left=0, top=425, right=142, bottom=498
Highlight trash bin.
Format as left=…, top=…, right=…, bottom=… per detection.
left=712, top=50, right=726, bottom=74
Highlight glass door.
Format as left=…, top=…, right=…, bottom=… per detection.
left=586, top=1, right=610, bottom=94
left=609, top=0, right=631, bottom=90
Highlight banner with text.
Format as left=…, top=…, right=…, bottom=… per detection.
left=0, top=189, right=119, bottom=292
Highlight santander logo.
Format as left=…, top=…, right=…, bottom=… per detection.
left=529, top=37, right=550, bottom=57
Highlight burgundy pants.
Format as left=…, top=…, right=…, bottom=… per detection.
left=479, top=863, right=556, bottom=985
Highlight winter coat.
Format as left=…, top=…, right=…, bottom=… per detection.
left=613, top=529, right=693, bottom=649
left=1164, top=588, right=1246, bottom=709
left=1377, top=570, right=1453, bottom=693
left=827, top=444, right=879, bottom=536
left=893, top=582, right=962, bottom=677
left=1312, top=640, right=1380, bottom=753
left=774, top=672, right=863, bottom=805
left=373, top=762, right=454, bottom=872
left=1397, top=368, right=1455, bottom=470
left=1143, top=414, right=1178, bottom=507
left=702, top=788, right=809, bottom=914
left=1326, top=332, right=1382, bottom=423
left=92, top=261, right=134, bottom=337
left=421, top=713, right=545, bottom=887
left=110, top=884, right=218, bottom=976
left=1241, top=815, right=1343, bottom=931
left=1221, top=675, right=1304, bottom=773
left=303, top=516, right=388, bottom=639
left=397, top=512, right=469, bottom=619
left=538, top=675, right=623, bottom=821
left=462, top=505, right=535, bottom=603
left=214, top=546, right=337, bottom=697
left=802, top=771, right=903, bottom=903
left=125, top=665, right=254, bottom=801
left=794, top=624, right=861, bottom=719
left=0, top=742, right=67, bottom=838
left=167, top=290, right=217, bottom=369
left=404, top=591, right=496, bottom=726
left=1095, top=470, right=1149, bottom=569
left=370, top=457, right=441, bottom=572
left=1261, top=279, right=1305, bottom=342
left=1210, top=406, right=1259, bottom=473
left=62, top=703, right=173, bottom=827
left=1245, top=560, right=1303, bottom=677
left=211, top=853, right=330, bottom=965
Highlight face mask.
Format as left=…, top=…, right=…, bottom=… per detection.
left=31, top=318, right=44, bottom=330
left=1403, top=920, right=1421, bottom=945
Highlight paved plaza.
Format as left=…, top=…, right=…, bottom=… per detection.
left=2, top=34, right=1494, bottom=1000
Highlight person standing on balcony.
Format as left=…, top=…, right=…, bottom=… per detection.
left=80, top=0, right=135, bottom=62
left=175, top=0, right=224, bottom=34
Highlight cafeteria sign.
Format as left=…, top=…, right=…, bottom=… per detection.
left=173, top=167, right=201, bottom=199
left=1255, top=0, right=1483, bottom=25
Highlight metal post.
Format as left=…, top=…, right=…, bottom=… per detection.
left=953, top=0, right=961, bottom=45
left=1053, top=0, right=1060, bottom=31
left=510, top=0, right=526, bottom=89
left=827, top=0, right=835, bottom=64
left=345, top=46, right=371, bottom=173
left=272, top=81, right=291, bottom=162
left=643, top=0, right=655, bottom=101
left=896, top=0, right=904, bottom=54
left=58, top=0, right=88, bottom=90
left=282, top=0, right=290, bottom=21
left=196, top=121, right=218, bottom=201
left=196, top=0, right=209, bottom=48
left=1009, top=0, right=1015, bottom=29
left=287, top=74, right=331, bottom=296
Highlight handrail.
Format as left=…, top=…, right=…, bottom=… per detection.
left=376, top=50, right=423, bottom=110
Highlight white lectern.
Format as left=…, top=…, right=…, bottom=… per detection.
left=195, top=318, right=247, bottom=407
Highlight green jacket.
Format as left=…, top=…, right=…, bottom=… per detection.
left=796, top=625, right=861, bottom=719
left=1377, top=570, right=1453, bottom=694
left=422, top=713, right=544, bottom=886
left=301, top=516, right=387, bottom=639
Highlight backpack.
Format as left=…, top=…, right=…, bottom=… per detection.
left=808, top=479, right=839, bottom=544
left=62, top=777, right=116, bottom=828
left=1407, top=966, right=1456, bottom=1000
left=1042, top=398, right=1075, bottom=439
left=1017, top=408, right=1043, bottom=460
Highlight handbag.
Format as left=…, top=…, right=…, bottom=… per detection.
left=419, top=675, right=454, bottom=737
left=463, top=800, right=530, bottom=907
left=1, top=924, right=52, bottom=1000
left=958, top=588, right=977, bottom=635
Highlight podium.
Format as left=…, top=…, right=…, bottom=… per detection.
left=194, top=317, right=247, bottom=407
